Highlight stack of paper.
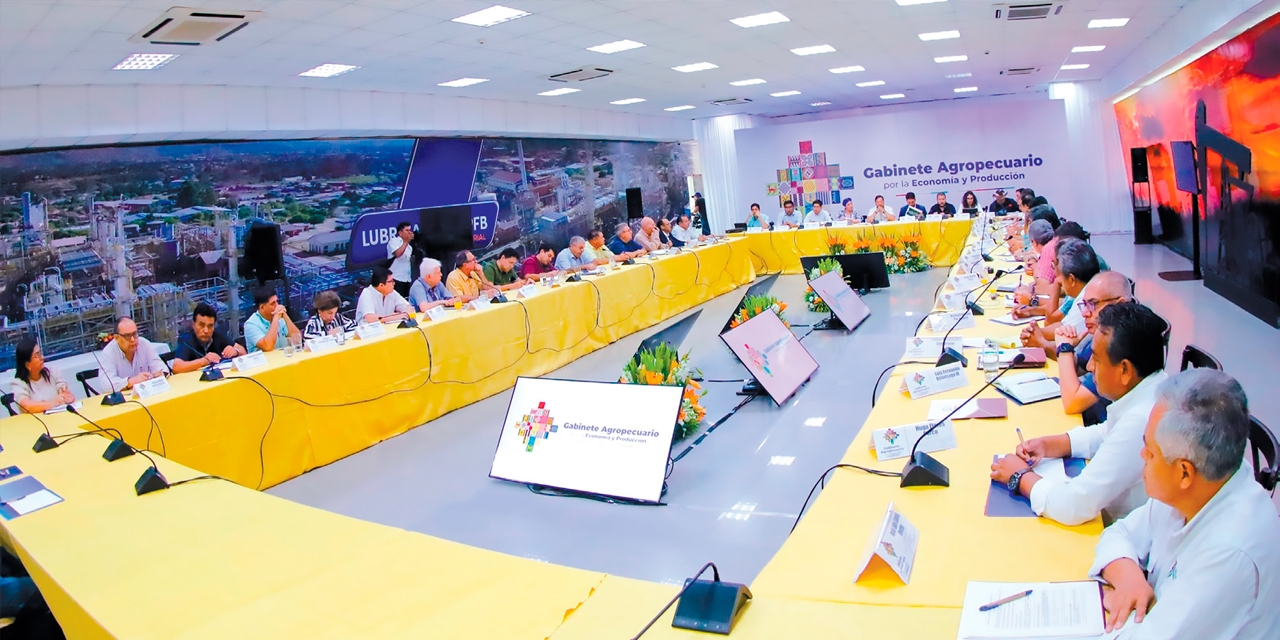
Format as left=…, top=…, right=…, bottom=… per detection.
left=957, top=581, right=1105, bottom=639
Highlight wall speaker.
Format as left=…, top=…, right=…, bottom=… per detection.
left=1130, top=148, right=1149, bottom=183
left=626, top=187, right=643, bottom=219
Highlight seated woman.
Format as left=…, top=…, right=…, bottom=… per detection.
left=960, top=190, right=980, bottom=215
left=10, top=338, right=75, bottom=413
left=303, top=290, right=357, bottom=339
left=838, top=198, right=860, bottom=223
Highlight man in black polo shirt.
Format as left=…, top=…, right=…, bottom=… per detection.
left=988, top=189, right=1019, bottom=214
left=172, top=302, right=246, bottom=373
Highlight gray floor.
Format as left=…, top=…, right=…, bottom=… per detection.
left=269, top=234, right=1280, bottom=583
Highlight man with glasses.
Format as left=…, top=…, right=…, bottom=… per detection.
left=244, top=286, right=302, bottom=353
left=1053, top=271, right=1133, bottom=418
left=445, top=250, right=498, bottom=301
left=1020, top=239, right=1101, bottom=353
left=357, top=265, right=414, bottom=324
left=98, top=316, right=168, bottom=391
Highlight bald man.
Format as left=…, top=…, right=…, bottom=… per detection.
left=634, top=217, right=667, bottom=252
left=1054, top=271, right=1135, bottom=416
left=98, top=317, right=168, bottom=391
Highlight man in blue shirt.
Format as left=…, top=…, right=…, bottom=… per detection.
left=244, top=286, right=301, bottom=353
left=556, top=236, right=605, bottom=271
left=900, top=191, right=926, bottom=219
left=777, top=200, right=802, bottom=228
left=608, top=223, right=646, bottom=257
left=409, top=257, right=457, bottom=312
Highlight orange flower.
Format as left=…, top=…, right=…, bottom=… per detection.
left=911, top=250, right=919, bottom=258
left=897, top=257, right=906, bottom=266
left=777, top=302, right=787, bottom=311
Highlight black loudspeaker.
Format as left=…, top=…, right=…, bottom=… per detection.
left=626, top=187, right=644, bottom=219
left=241, top=222, right=285, bottom=283
left=1130, top=148, right=1149, bottom=183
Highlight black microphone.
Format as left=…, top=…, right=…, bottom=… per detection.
left=67, top=405, right=168, bottom=495
left=631, top=562, right=752, bottom=638
left=982, top=234, right=1011, bottom=262
left=180, top=338, right=225, bottom=381
left=901, top=353, right=1026, bottom=488
left=89, top=347, right=126, bottom=406
left=937, top=266, right=1025, bottom=367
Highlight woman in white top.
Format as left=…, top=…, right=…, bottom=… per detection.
left=10, top=338, right=74, bottom=413
left=865, top=195, right=896, bottom=223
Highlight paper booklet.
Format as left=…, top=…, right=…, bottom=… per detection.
left=957, top=581, right=1105, bottom=639
left=993, top=372, right=1062, bottom=405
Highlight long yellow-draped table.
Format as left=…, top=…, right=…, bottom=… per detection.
left=742, top=218, right=972, bottom=274
left=0, top=239, right=755, bottom=490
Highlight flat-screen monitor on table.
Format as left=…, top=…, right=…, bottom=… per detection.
left=489, top=377, right=684, bottom=503
left=799, top=252, right=890, bottom=291
left=720, top=274, right=779, bottom=335
left=720, top=309, right=819, bottom=405
left=633, top=310, right=702, bottom=365
left=806, top=270, right=871, bottom=331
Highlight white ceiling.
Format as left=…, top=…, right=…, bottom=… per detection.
left=0, top=0, right=1193, bottom=120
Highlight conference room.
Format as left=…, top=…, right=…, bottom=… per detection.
left=1, top=1, right=1278, bottom=638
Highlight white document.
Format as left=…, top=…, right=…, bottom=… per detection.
left=871, top=419, right=957, bottom=460
left=470, top=296, right=493, bottom=311
left=517, top=284, right=538, bottom=299
left=994, top=372, right=1062, bottom=404
left=425, top=305, right=447, bottom=321
left=7, top=489, right=63, bottom=516
left=990, top=313, right=1036, bottom=326
left=902, top=336, right=963, bottom=360
left=957, top=581, right=1105, bottom=639
left=832, top=220, right=850, bottom=227
left=233, top=350, right=268, bottom=372
left=133, top=375, right=171, bottom=399
left=854, top=502, right=919, bottom=585
left=899, top=362, right=968, bottom=400
left=929, top=310, right=976, bottom=332
left=354, top=322, right=386, bottom=340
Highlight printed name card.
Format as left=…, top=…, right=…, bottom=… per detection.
left=518, top=284, right=538, bottom=299
left=832, top=220, right=850, bottom=227
left=925, top=214, right=944, bottom=222
left=470, top=296, right=493, bottom=311
left=802, top=222, right=821, bottom=230
left=233, top=351, right=268, bottom=372
left=870, top=419, right=958, bottom=461
left=949, top=273, right=982, bottom=290
left=425, top=305, right=447, bottom=321
left=306, top=336, right=339, bottom=354
left=902, top=336, right=963, bottom=360
left=939, top=290, right=971, bottom=312
left=928, top=310, right=976, bottom=333
left=355, top=322, right=386, bottom=340
left=854, top=502, right=919, bottom=586
left=899, top=361, right=968, bottom=399
left=133, top=375, right=171, bottom=399
left=746, top=226, right=766, bottom=234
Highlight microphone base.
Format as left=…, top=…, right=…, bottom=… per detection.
left=813, top=313, right=847, bottom=331
left=101, top=392, right=126, bottom=407
left=936, top=347, right=968, bottom=368
left=135, top=467, right=169, bottom=496
left=199, top=367, right=224, bottom=382
left=102, top=438, right=135, bottom=462
left=900, top=451, right=950, bottom=488
left=966, top=301, right=985, bottom=316
left=982, top=253, right=994, bottom=262
left=672, top=579, right=752, bottom=635
left=397, top=318, right=419, bottom=329
left=33, top=433, right=59, bottom=453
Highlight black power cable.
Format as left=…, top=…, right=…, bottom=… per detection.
left=870, top=361, right=935, bottom=408
left=126, top=399, right=166, bottom=456
left=790, top=463, right=900, bottom=534
left=213, top=375, right=277, bottom=490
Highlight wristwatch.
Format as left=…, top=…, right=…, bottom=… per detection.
left=1007, top=468, right=1030, bottom=494
left=1057, top=342, right=1075, bottom=356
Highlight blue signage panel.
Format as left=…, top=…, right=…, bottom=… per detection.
left=345, top=200, right=498, bottom=271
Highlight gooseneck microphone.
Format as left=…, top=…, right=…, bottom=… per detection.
left=900, top=353, right=1026, bottom=488
left=89, top=347, right=126, bottom=406
left=937, top=266, right=1025, bottom=366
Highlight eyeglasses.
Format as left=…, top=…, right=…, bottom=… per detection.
left=117, top=331, right=139, bottom=340
left=1078, top=296, right=1123, bottom=313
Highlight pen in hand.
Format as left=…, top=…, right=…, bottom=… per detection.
left=1016, top=427, right=1035, bottom=464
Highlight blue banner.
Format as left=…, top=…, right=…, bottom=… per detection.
left=345, top=201, right=499, bottom=271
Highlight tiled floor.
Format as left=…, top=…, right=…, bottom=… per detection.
left=269, top=233, right=1280, bottom=583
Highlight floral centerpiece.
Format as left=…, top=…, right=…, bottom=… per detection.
left=804, top=258, right=843, bottom=312
left=849, top=238, right=873, bottom=254
left=619, top=342, right=706, bottom=440
left=825, top=236, right=847, bottom=255
left=729, top=294, right=788, bottom=329
left=885, top=233, right=931, bottom=274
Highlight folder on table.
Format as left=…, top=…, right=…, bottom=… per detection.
left=985, top=457, right=1086, bottom=517
left=993, top=372, right=1060, bottom=405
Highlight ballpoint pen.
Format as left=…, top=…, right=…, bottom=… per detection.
left=979, top=589, right=1033, bottom=611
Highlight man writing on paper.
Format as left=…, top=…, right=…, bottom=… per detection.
left=172, top=302, right=246, bottom=373
left=991, top=302, right=1169, bottom=526
left=520, top=245, right=558, bottom=281
left=1054, top=272, right=1133, bottom=419
left=244, top=287, right=302, bottom=353
left=358, top=266, right=414, bottom=324
left=99, top=317, right=169, bottom=391
left=481, top=248, right=528, bottom=292
left=409, top=257, right=458, bottom=313
left=1091, top=369, right=1279, bottom=638
left=555, top=236, right=605, bottom=272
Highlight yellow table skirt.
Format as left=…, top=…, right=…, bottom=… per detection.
left=0, top=239, right=755, bottom=490
left=743, top=219, right=972, bottom=274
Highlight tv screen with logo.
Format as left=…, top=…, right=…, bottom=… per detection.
left=489, top=377, right=684, bottom=503
left=720, top=309, right=819, bottom=405
left=807, top=270, right=871, bottom=331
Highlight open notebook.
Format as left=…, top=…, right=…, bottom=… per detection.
left=993, top=372, right=1061, bottom=405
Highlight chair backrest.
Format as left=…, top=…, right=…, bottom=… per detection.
left=1, top=393, right=16, bottom=417
left=1249, top=416, right=1279, bottom=493
left=1180, top=344, right=1222, bottom=372
left=75, top=368, right=100, bottom=397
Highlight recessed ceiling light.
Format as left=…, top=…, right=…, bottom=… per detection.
left=1088, top=18, right=1129, bottom=29
left=856, top=80, right=885, bottom=87
left=538, top=87, right=581, bottom=96
left=791, top=44, right=835, bottom=56
left=829, top=65, right=865, bottom=74
left=437, top=77, right=488, bottom=87
left=770, top=90, right=801, bottom=97
left=672, top=62, right=718, bottom=73
left=880, top=93, right=905, bottom=99
left=896, top=0, right=947, bottom=5
left=664, top=105, right=695, bottom=111
left=1061, top=64, right=1090, bottom=70
left=918, top=30, right=960, bottom=41
left=954, top=86, right=978, bottom=92
left=945, top=72, right=972, bottom=78
left=730, top=78, right=767, bottom=86
left=934, top=55, right=968, bottom=63
left=299, top=63, right=359, bottom=78
left=810, top=101, right=832, bottom=106
left=587, top=39, right=645, bottom=54
left=730, top=11, right=789, bottom=28
left=1072, top=45, right=1106, bottom=53
left=610, top=98, right=646, bottom=105
left=112, top=53, right=177, bottom=70
left=452, top=5, right=530, bottom=27
left=769, top=456, right=796, bottom=466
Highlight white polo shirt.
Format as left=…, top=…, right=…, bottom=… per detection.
left=387, top=236, right=412, bottom=282
left=355, top=285, right=411, bottom=320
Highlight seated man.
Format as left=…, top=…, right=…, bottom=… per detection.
left=520, top=245, right=557, bottom=281
left=446, top=250, right=499, bottom=301
left=1018, top=239, right=1101, bottom=352
left=991, top=302, right=1169, bottom=526
left=244, top=286, right=302, bottom=353
left=803, top=200, right=833, bottom=225
left=747, top=202, right=774, bottom=229
left=1012, top=219, right=1059, bottom=307
left=555, top=235, right=604, bottom=271
left=584, top=230, right=623, bottom=263
left=776, top=200, right=802, bottom=228
left=608, top=223, right=647, bottom=258
left=658, top=218, right=679, bottom=247
left=670, top=214, right=704, bottom=246
left=1092, top=369, right=1280, bottom=638
left=172, top=301, right=246, bottom=373
left=482, top=248, right=527, bottom=292
left=408, top=257, right=458, bottom=312
left=865, top=195, right=895, bottom=223
left=304, top=290, right=357, bottom=338
left=988, top=189, right=1019, bottom=214
left=358, top=265, right=414, bottom=323
left=99, top=316, right=169, bottom=390
left=928, top=192, right=956, bottom=218
left=634, top=216, right=668, bottom=251
left=1054, top=271, right=1133, bottom=416
left=899, top=191, right=926, bottom=219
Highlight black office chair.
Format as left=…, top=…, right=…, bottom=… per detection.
left=1249, top=416, right=1279, bottom=493
left=1180, top=344, right=1222, bottom=372
left=1, top=393, right=17, bottom=417
left=234, top=336, right=247, bottom=349
left=161, top=350, right=176, bottom=373
left=75, top=368, right=100, bottom=396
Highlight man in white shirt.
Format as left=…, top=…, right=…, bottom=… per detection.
left=1091, top=368, right=1279, bottom=639
left=776, top=201, right=801, bottom=228
left=386, top=222, right=415, bottom=298
left=555, top=236, right=604, bottom=272
left=803, top=200, right=832, bottom=225
left=97, top=317, right=168, bottom=392
left=356, top=265, right=413, bottom=324
left=991, top=302, right=1169, bottom=525
left=671, top=214, right=704, bottom=246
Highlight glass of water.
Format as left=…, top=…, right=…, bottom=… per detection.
left=981, top=348, right=1001, bottom=382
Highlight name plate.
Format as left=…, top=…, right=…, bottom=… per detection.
left=832, top=220, right=850, bottom=227
left=899, top=361, right=968, bottom=399
left=746, top=226, right=766, bottom=234
left=925, top=214, right=944, bottom=222
left=233, top=351, right=268, bottom=372
left=470, top=296, right=492, bottom=311
left=133, top=375, right=171, bottom=400
left=355, top=322, right=386, bottom=340
left=425, top=305, right=447, bottom=321
left=902, top=336, right=964, bottom=359
left=938, top=290, right=970, bottom=312
left=928, top=310, right=976, bottom=333
left=954, top=213, right=973, bottom=220
left=870, top=419, right=958, bottom=461
left=949, top=273, right=982, bottom=290
left=518, top=284, right=538, bottom=299
left=802, top=222, right=821, bottom=230
left=306, top=336, right=339, bottom=354
left=854, top=503, right=919, bottom=586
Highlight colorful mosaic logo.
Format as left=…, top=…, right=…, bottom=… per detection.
left=884, top=428, right=900, bottom=445
left=911, top=372, right=926, bottom=386
left=514, top=401, right=559, bottom=452
left=880, top=541, right=897, bottom=558
left=765, top=141, right=854, bottom=211
left=745, top=344, right=774, bottom=377
left=911, top=337, right=924, bottom=348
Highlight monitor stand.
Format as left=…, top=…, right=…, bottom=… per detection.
left=736, top=380, right=769, bottom=397
left=814, top=311, right=846, bottom=331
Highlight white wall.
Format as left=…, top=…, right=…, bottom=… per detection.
left=0, top=85, right=695, bottom=150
